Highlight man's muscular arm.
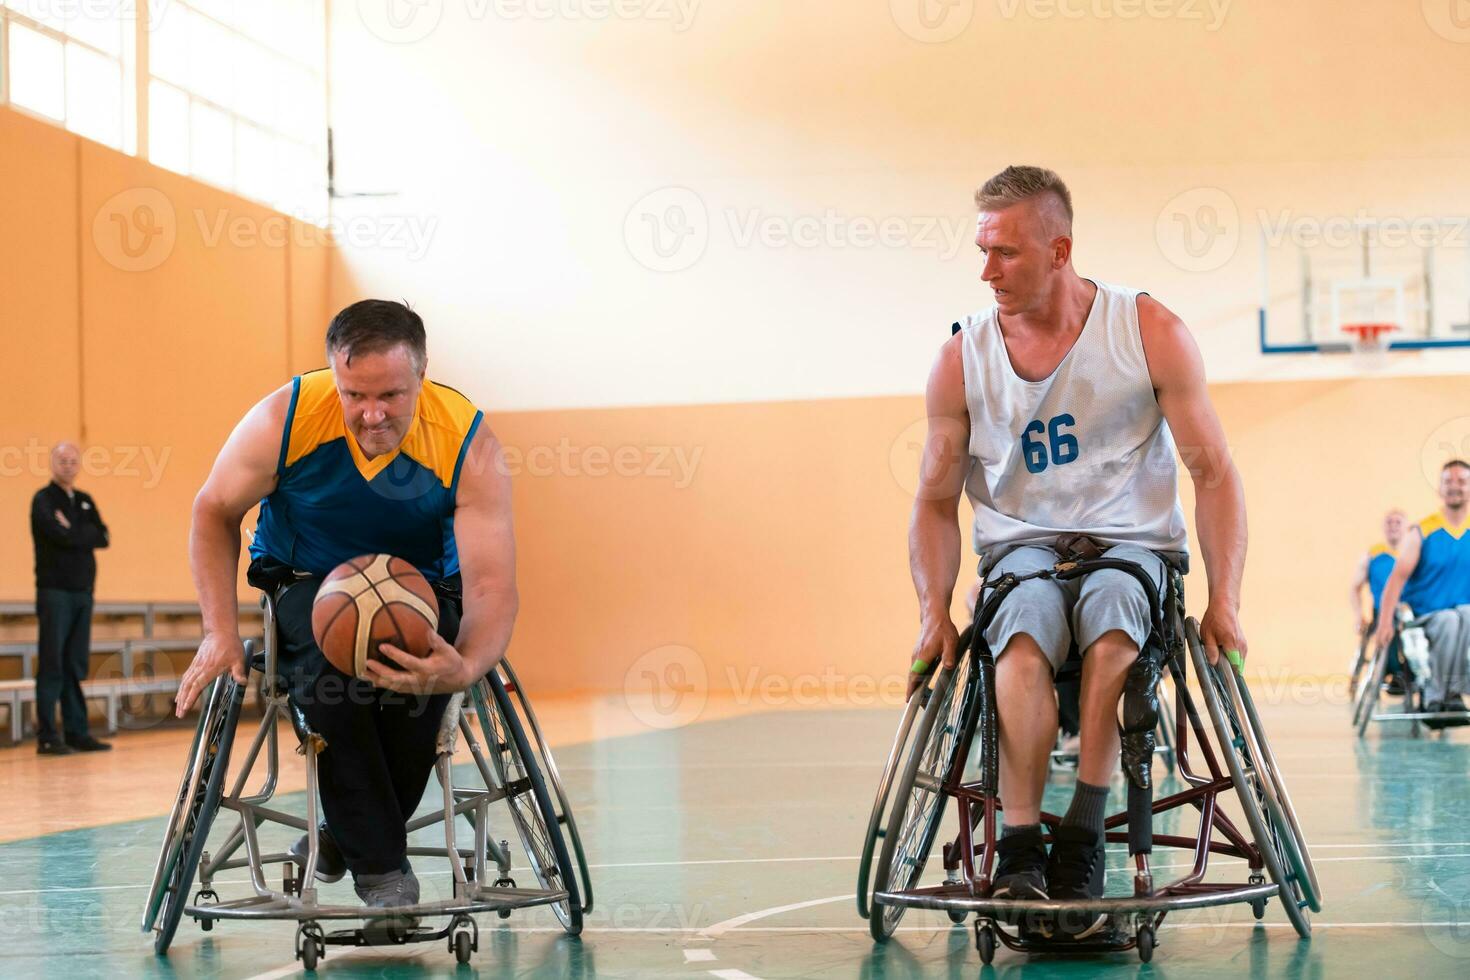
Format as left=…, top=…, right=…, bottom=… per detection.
left=1138, top=295, right=1248, bottom=665
left=907, top=335, right=971, bottom=697
left=368, top=426, right=518, bottom=693
left=176, top=386, right=289, bottom=715
left=1373, top=530, right=1420, bottom=651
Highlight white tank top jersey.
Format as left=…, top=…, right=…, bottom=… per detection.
left=957, top=279, right=1190, bottom=567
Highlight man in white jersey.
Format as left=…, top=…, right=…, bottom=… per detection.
left=906, top=166, right=1247, bottom=938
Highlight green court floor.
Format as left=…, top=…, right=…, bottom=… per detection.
left=3, top=698, right=1470, bottom=977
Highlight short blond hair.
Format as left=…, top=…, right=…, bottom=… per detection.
left=974, top=165, right=1073, bottom=232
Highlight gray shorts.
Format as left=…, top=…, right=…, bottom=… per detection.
left=982, top=544, right=1166, bottom=672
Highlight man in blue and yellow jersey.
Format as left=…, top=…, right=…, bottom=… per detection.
left=1374, top=461, right=1470, bottom=722
left=173, top=300, right=517, bottom=912
left=1351, top=509, right=1405, bottom=630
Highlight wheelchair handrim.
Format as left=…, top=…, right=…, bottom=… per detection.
left=1224, top=665, right=1323, bottom=911
left=498, top=660, right=595, bottom=916
left=1186, top=623, right=1311, bottom=939
left=142, top=676, right=224, bottom=932
left=871, top=658, right=973, bottom=940
left=856, top=670, right=929, bottom=919
left=479, top=676, right=583, bottom=934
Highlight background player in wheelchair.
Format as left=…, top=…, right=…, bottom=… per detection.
left=174, top=299, right=517, bottom=918
left=905, top=166, right=1248, bottom=940
left=1366, top=462, right=1470, bottom=730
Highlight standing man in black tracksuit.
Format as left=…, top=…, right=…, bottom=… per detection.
left=30, top=442, right=112, bottom=755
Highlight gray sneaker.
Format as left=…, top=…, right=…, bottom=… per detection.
left=354, top=867, right=421, bottom=939
left=288, top=825, right=347, bottom=883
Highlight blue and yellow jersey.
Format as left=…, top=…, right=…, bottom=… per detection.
left=248, top=369, right=483, bottom=581
left=1400, top=513, right=1470, bottom=615
left=1366, top=543, right=1395, bottom=612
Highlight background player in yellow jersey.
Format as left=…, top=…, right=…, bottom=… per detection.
left=173, top=300, right=517, bottom=913
left=1374, top=462, right=1470, bottom=724
left=1351, top=509, right=1404, bottom=631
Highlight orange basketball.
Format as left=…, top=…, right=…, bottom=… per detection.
left=310, top=554, right=440, bottom=680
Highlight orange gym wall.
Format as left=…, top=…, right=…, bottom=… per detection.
left=0, top=105, right=331, bottom=606
left=1, top=92, right=1464, bottom=694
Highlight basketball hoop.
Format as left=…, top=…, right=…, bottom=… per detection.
left=1342, top=323, right=1398, bottom=368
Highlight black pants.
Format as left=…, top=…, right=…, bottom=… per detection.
left=272, top=576, right=458, bottom=877
left=35, top=588, right=94, bottom=743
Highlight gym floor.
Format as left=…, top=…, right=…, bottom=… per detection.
left=2, top=695, right=1469, bottom=978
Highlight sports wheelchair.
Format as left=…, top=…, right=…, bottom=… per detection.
left=858, top=554, right=1320, bottom=963
left=1351, top=606, right=1470, bottom=737
left=142, top=590, right=593, bottom=969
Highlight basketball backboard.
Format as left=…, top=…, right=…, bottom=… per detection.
left=1258, top=216, right=1470, bottom=354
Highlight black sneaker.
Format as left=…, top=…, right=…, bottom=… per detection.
left=65, top=735, right=111, bottom=752
left=1441, top=696, right=1470, bottom=728
left=991, top=827, right=1048, bottom=900
left=289, top=825, right=348, bottom=883
left=1046, top=825, right=1108, bottom=939
left=1424, top=700, right=1451, bottom=731
left=36, top=740, right=75, bottom=756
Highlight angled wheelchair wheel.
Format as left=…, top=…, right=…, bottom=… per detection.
left=1186, top=621, right=1313, bottom=938
left=1353, top=640, right=1389, bottom=737
left=472, top=674, right=583, bottom=936
left=1347, top=627, right=1373, bottom=711
left=147, top=675, right=245, bottom=954
left=496, top=659, right=594, bottom=916
left=869, top=652, right=977, bottom=942
left=856, top=642, right=943, bottom=920
left=1226, top=661, right=1322, bottom=912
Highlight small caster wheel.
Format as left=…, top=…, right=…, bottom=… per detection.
left=948, top=908, right=968, bottom=924
left=455, top=930, right=473, bottom=964
left=1251, top=899, right=1266, bottom=920
left=200, top=918, right=213, bottom=932
left=497, top=907, right=512, bottom=919
left=976, top=923, right=996, bottom=964
left=301, top=936, right=320, bottom=971
left=1136, top=925, right=1154, bottom=963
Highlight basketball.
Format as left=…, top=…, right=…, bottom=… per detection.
left=310, top=554, right=440, bottom=680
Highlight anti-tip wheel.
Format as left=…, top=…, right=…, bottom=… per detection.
left=976, top=923, right=996, bottom=964
left=1252, top=898, right=1267, bottom=920
left=948, top=908, right=968, bottom=924
left=301, top=937, right=319, bottom=971
left=1136, top=925, right=1155, bottom=963
left=455, top=931, right=472, bottom=964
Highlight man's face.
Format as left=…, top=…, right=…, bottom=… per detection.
left=1383, top=510, right=1406, bottom=545
left=331, top=345, right=424, bottom=459
left=975, top=198, right=1067, bottom=317
left=1441, top=465, right=1470, bottom=510
left=51, top=444, right=80, bottom=484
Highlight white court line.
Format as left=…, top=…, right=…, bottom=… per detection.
left=684, top=948, right=718, bottom=962
left=708, top=971, right=762, bottom=980
left=699, top=894, right=853, bottom=939
left=9, top=841, right=1470, bottom=899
